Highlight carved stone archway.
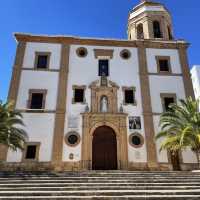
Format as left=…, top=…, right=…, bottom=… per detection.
left=81, top=113, right=128, bottom=170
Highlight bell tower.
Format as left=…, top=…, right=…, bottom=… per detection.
left=128, top=0, right=173, bottom=40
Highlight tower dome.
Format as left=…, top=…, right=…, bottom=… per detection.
left=128, top=0, right=173, bottom=40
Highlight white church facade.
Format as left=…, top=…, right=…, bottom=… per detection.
left=191, top=66, right=200, bottom=108
left=0, top=0, right=197, bottom=171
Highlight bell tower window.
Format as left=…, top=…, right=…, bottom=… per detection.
left=153, top=21, right=162, bottom=38
left=137, top=24, right=144, bottom=39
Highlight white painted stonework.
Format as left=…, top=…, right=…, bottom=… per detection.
left=129, top=5, right=166, bottom=20
left=63, top=45, right=147, bottom=163
left=146, top=49, right=182, bottom=74
left=23, top=42, right=61, bottom=69
left=16, top=70, right=59, bottom=110
left=7, top=41, right=197, bottom=165
left=191, top=65, right=200, bottom=104
left=7, top=113, right=55, bottom=162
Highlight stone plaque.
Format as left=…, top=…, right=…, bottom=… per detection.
left=68, top=116, right=79, bottom=128
left=135, top=151, right=141, bottom=160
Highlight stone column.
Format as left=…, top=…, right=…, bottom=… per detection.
left=138, top=43, right=158, bottom=170
left=143, top=17, right=153, bottom=39
left=51, top=44, right=70, bottom=170
left=178, top=44, right=195, bottom=99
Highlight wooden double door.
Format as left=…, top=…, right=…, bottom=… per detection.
left=92, top=126, right=117, bottom=170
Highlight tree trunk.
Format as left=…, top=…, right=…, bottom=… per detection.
left=195, top=151, right=200, bottom=169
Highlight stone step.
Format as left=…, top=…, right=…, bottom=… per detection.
left=0, top=174, right=199, bottom=179
left=0, top=189, right=200, bottom=197
left=1, top=182, right=200, bottom=187
left=1, top=171, right=199, bottom=176
left=1, top=195, right=200, bottom=200
left=2, top=185, right=200, bottom=191
left=0, top=179, right=200, bottom=184
left=0, top=195, right=197, bottom=199
left=1, top=177, right=200, bottom=181
left=1, top=174, right=200, bottom=178
left=1, top=171, right=200, bottom=199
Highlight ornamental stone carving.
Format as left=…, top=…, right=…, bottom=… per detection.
left=89, top=78, right=119, bottom=113
left=81, top=78, right=128, bottom=170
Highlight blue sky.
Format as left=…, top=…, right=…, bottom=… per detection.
left=0, top=0, right=199, bottom=101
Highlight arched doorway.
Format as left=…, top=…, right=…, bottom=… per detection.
left=92, top=126, right=117, bottom=170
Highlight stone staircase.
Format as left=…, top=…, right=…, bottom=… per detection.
left=0, top=171, right=200, bottom=199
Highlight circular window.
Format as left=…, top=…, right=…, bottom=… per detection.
left=65, top=132, right=80, bottom=147
left=120, top=49, right=131, bottom=60
left=129, top=133, right=144, bottom=148
left=76, top=47, right=88, bottom=57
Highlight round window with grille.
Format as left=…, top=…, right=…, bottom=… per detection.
left=76, top=47, right=88, bottom=57
left=120, top=49, right=131, bottom=60
left=65, top=132, right=80, bottom=147
left=129, top=133, right=144, bottom=148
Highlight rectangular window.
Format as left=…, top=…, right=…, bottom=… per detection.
left=161, top=93, right=176, bottom=112
left=99, top=60, right=109, bottom=76
left=163, top=97, right=175, bottom=111
left=37, top=55, right=48, bottom=68
left=35, top=52, right=50, bottom=69
left=159, top=59, right=169, bottom=72
left=74, top=89, right=84, bottom=103
left=72, top=86, right=86, bottom=104
left=28, top=89, right=47, bottom=110
left=22, top=142, right=40, bottom=162
left=156, top=56, right=171, bottom=73
left=30, top=93, right=44, bottom=109
left=125, top=89, right=135, bottom=104
left=25, top=145, right=37, bottom=159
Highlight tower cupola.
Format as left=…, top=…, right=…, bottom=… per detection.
left=128, top=0, right=173, bottom=40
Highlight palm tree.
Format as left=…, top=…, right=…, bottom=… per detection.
left=156, top=97, right=200, bottom=168
left=0, top=101, right=27, bottom=151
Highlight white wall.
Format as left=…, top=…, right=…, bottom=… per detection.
left=182, top=149, right=197, bottom=163
left=8, top=42, right=61, bottom=162
left=7, top=113, right=55, bottom=162
left=153, top=115, right=168, bottom=163
left=129, top=5, right=166, bottom=20
left=191, top=65, right=200, bottom=101
left=16, top=70, right=59, bottom=110
left=149, top=76, right=186, bottom=113
left=23, top=42, right=61, bottom=69
left=149, top=75, right=198, bottom=163
left=146, top=48, right=182, bottom=74
left=8, top=41, right=197, bottom=166
left=146, top=48, right=197, bottom=164
left=63, top=45, right=147, bottom=163
left=148, top=75, right=185, bottom=162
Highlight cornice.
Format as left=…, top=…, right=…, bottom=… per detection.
left=14, top=33, right=189, bottom=49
